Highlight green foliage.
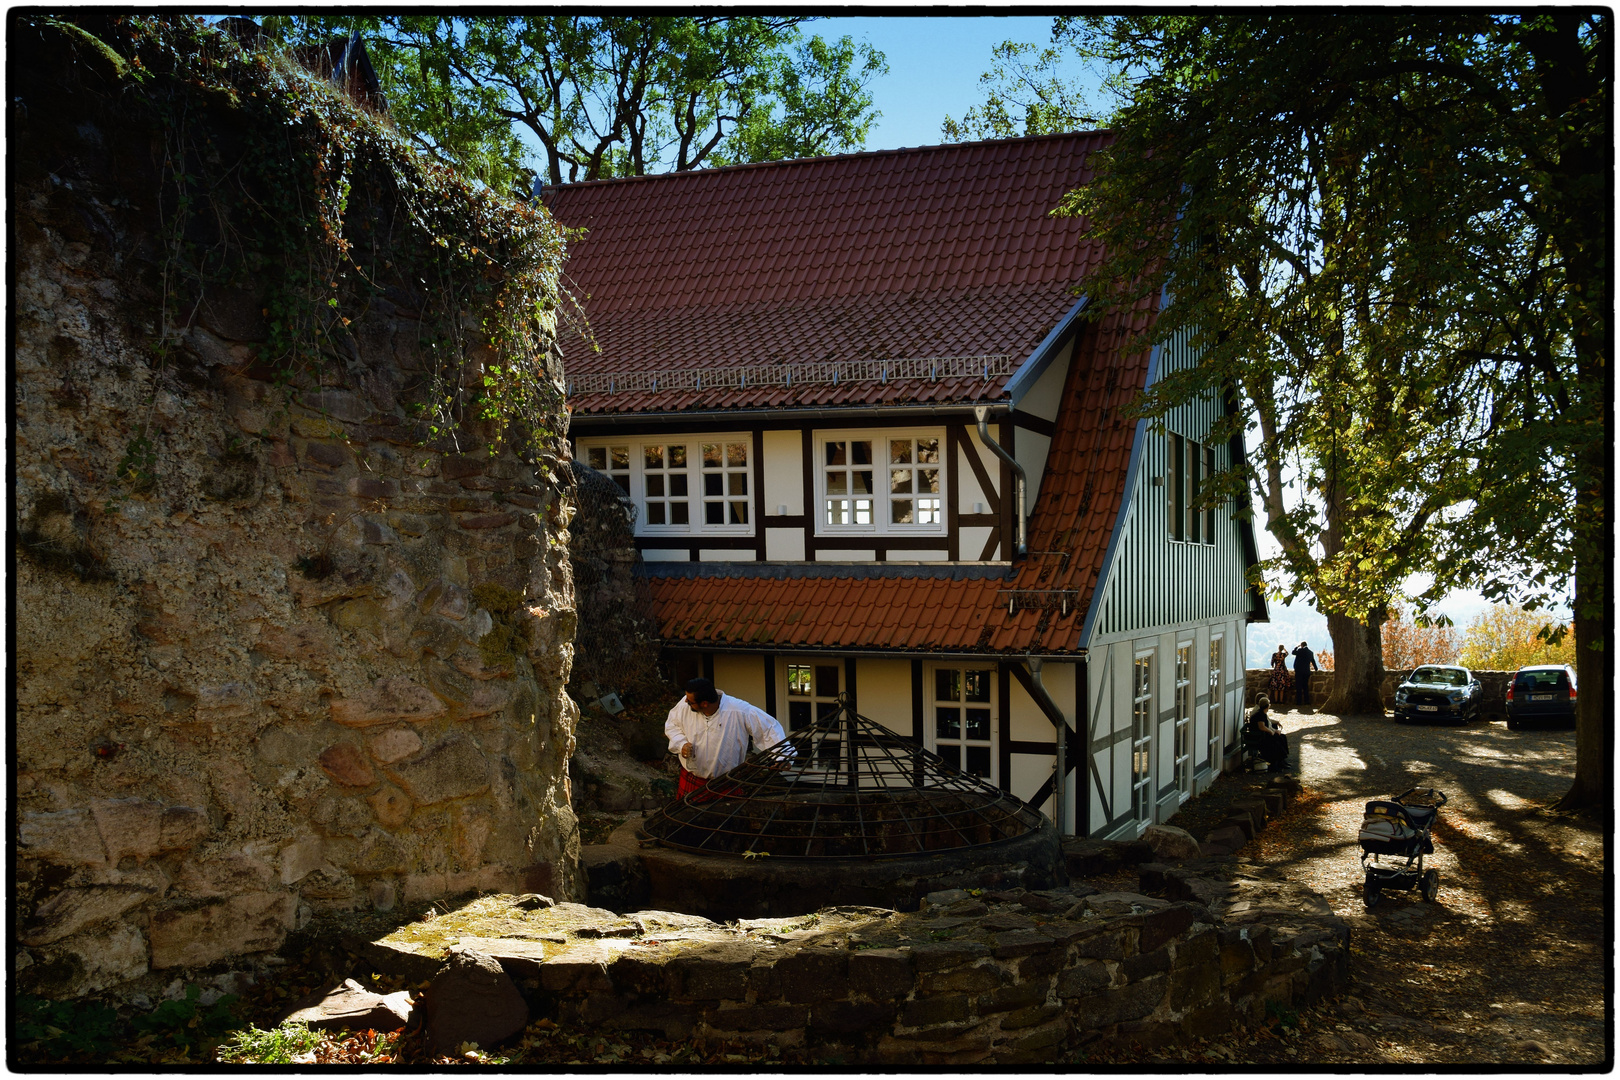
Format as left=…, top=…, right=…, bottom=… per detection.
left=16, top=986, right=240, bottom=1062
left=131, top=984, right=241, bottom=1052
left=257, top=16, right=886, bottom=190
left=1264, top=999, right=1300, bottom=1031
left=33, top=14, right=570, bottom=463
left=1048, top=13, right=1607, bottom=672
left=116, top=427, right=159, bottom=492
left=216, top=1020, right=325, bottom=1065
left=941, top=38, right=1105, bottom=141
left=15, top=995, right=120, bottom=1056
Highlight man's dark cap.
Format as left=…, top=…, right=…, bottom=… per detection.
left=684, top=677, right=719, bottom=705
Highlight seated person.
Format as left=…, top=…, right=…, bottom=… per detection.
left=1246, top=695, right=1290, bottom=770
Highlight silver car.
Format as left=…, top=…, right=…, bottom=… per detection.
left=1393, top=665, right=1482, bottom=724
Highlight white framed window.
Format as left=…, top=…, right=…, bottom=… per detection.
left=1168, top=433, right=1220, bottom=545
left=928, top=665, right=996, bottom=782
left=585, top=444, right=631, bottom=496
left=1131, top=652, right=1154, bottom=823
left=577, top=435, right=753, bottom=536
left=1174, top=643, right=1194, bottom=800
left=816, top=429, right=946, bottom=535
left=1208, top=635, right=1224, bottom=767
left=782, top=658, right=845, bottom=773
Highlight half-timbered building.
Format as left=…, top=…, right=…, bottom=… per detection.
left=545, top=132, right=1267, bottom=839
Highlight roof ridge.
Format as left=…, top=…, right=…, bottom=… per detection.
left=543, top=129, right=1114, bottom=192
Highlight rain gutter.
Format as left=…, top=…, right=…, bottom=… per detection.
left=975, top=405, right=1027, bottom=557
left=568, top=401, right=1013, bottom=431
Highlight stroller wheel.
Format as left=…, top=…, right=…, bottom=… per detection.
left=1420, top=869, right=1439, bottom=902
left=1363, top=879, right=1382, bottom=909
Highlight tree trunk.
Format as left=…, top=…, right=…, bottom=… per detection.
left=1322, top=610, right=1387, bottom=715
left=1556, top=561, right=1610, bottom=816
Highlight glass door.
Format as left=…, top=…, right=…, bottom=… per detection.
left=931, top=666, right=995, bottom=782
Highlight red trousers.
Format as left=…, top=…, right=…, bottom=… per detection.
left=677, top=768, right=739, bottom=802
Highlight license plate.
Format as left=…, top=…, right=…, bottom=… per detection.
left=1417, top=705, right=1439, bottom=712
left=1531, top=694, right=1555, bottom=701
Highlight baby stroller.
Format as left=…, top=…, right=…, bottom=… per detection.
left=1357, top=786, right=1447, bottom=908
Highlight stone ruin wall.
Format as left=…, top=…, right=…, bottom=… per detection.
left=12, top=48, right=581, bottom=1002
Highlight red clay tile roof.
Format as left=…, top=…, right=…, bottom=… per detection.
left=544, top=133, right=1112, bottom=415
left=645, top=301, right=1157, bottom=656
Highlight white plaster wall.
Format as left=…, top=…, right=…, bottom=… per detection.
left=765, top=529, right=805, bottom=560
left=713, top=653, right=767, bottom=708
left=959, top=526, right=996, bottom=562
left=699, top=549, right=754, bottom=562
left=761, top=430, right=803, bottom=515
left=855, top=658, right=913, bottom=735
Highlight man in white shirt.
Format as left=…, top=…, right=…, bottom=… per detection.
left=665, top=677, right=787, bottom=800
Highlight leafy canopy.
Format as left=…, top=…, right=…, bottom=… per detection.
left=1043, top=14, right=1604, bottom=635
left=258, top=16, right=887, bottom=192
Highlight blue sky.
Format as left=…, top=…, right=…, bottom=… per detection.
left=812, top=15, right=1089, bottom=150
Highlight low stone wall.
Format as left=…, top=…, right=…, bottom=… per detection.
left=361, top=860, right=1350, bottom=1065
left=1244, top=668, right=1512, bottom=718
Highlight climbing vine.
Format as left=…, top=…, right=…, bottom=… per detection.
left=40, top=14, right=572, bottom=460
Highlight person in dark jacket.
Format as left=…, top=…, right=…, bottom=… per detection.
left=1246, top=695, right=1289, bottom=769
left=1292, top=641, right=1318, bottom=712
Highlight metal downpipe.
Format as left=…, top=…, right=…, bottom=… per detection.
left=974, top=405, right=1027, bottom=557
left=1024, top=656, right=1065, bottom=835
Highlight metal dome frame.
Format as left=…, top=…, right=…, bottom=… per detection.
left=638, top=695, right=1048, bottom=860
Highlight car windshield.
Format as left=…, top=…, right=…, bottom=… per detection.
left=1410, top=667, right=1467, bottom=686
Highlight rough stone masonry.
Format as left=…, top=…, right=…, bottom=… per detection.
left=12, top=21, right=581, bottom=1001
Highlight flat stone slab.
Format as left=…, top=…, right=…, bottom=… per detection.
left=283, top=978, right=413, bottom=1032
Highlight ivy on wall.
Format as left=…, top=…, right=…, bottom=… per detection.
left=37, top=13, right=573, bottom=460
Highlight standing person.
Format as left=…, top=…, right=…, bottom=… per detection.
left=1268, top=645, right=1291, bottom=709
left=1246, top=694, right=1290, bottom=770
left=665, top=677, right=786, bottom=801
left=1292, top=641, right=1319, bottom=713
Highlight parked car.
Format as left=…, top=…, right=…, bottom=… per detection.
left=1393, top=665, right=1483, bottom=724
left=1505, top=665, right=1578, bottom=730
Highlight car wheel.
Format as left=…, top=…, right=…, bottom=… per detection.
left=1420, top=870, right=1439, bottom=903
left=1507, top=717, right=1521, bottom=731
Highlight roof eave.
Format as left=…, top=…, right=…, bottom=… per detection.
left=568, top=399, right=1014, bottom=431
left=1003, top=296, right=1089, bottom=409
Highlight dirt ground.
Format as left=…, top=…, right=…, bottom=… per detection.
left=1108, top=707, right=1610, bottom=1068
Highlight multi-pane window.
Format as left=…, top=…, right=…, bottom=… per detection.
left=932, top=667, right=994, bottom=781
left=819, top=430, right=947, bottom=533
left=1174, top=644, right=1194, bottom=798
left=1131, top=655, right=1154, bottom=823
left=888, top=437, right=942, bottom=525
left=786, top=661, right=843, bottom=770
left=1168, top=434, right=1184, bottom=541
left=823, top=439, right=875, bottom=525
left=701, top=442, right=749, bottom=525
left=1168, top=434, right=1219, bottom=545
left=586, top=445, right=631, bottom=496
left=642, top=444, right=690, bottom=526
left=1208, top=636, right=1224, bottom=767
left=575, top=435, right=752, bottom=535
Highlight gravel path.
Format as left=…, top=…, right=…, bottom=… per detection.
left=1154, top=708, right=1606, bottom=1067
